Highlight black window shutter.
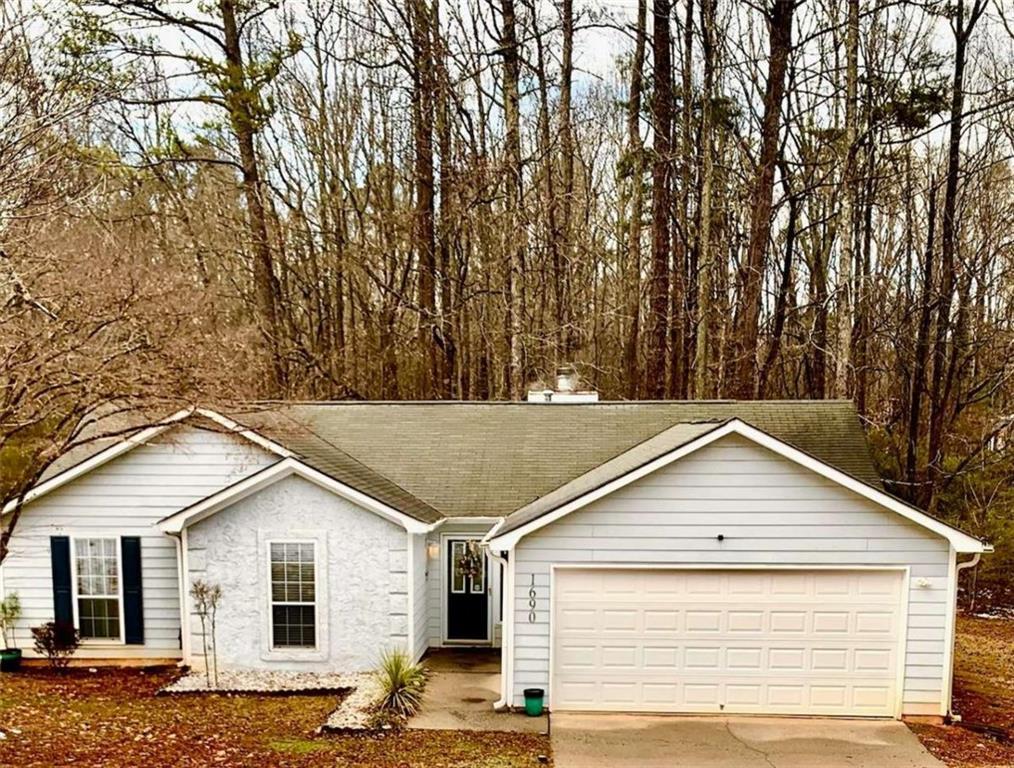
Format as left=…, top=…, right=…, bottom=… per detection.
left=50, top=536, right=73, bottom=625
left=121, top=537, right=144, bottom=645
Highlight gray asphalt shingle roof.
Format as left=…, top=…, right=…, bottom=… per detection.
left=236, top=400, right=880, bottom=522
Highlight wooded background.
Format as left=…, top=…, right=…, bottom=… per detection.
left=1, top=0, right=1013, bottom=606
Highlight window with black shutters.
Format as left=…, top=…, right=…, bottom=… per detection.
left=269, top=542, right=316, bottom=648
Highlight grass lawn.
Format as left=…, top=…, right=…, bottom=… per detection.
left=910, top=616, right=1014, bottom=767
left=0, top=665, right=551, bottom=767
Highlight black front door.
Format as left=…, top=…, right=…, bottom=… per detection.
left=446, top=539, right=489, bottom=642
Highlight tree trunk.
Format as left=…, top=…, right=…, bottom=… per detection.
left=758, top=187, right=797, bottom=397
left=645, top=0, right=674, bottom=399
left=927, top=0, right=985, bottom=502
left=622, top=0, right=647, bottom=399
left=410, top=0, right=438, bottom=396
left=693, top=0, right=717, bottom=397
left=499, top=0, right=525, bottom=398
left=834, top=0, right=859, bottom=398
left=729, top=0, right=793, bottom=398
left=907, top=180, right=937, bottom=505
left=558, top=0, right=575, bottom=357
left=219, top=0, right=283, bottom=392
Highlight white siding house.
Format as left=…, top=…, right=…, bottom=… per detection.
left=497, top=432, right=963, bottom=718
left=0, top=403, right=988, bottom=723
left=0, top=426, right=273, bottom=659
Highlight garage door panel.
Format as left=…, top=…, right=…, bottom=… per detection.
left=552, top=569, right=903, bottom=716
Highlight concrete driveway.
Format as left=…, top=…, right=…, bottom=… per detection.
left=550, top=713, right=944, bottom=768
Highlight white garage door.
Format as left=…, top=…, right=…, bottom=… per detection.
left=552, top=568, right=904, bottom=716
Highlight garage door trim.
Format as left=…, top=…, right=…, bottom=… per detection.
left=548, top=564, right=910, bottom=719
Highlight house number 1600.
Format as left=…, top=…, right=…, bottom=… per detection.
left=528, top=574, right=537, bottom=623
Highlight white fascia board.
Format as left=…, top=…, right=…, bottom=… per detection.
left=487, top=419, right=989, bottom=554
left=194, top=408, right=294, bottom=459
left=158, top=457, right=430, bottom=534
left=2, top=408, right=195, bottom=516
left=429, top=516, right=503, bottom=532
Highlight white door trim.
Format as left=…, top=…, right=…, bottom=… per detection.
left=547, top=564, right=911, bottom=719
left=440, top=533, right=493, bottom=646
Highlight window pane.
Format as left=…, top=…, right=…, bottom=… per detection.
left=79, top=597, right=119, bottom=640
left=451, top=542, right=466, bottom=593
left=75, top=538, right=120, bottom=637
left=271, top=605, right=315, bottom=648
left=270, top=542, right=316, bottom=649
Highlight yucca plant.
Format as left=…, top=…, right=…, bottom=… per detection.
left=375, top=648, right=427, bottom=719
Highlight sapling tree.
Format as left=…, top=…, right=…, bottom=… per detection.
left=190, top=579, right=223, bottom=688
left=0, top=592, right=21, bottom=649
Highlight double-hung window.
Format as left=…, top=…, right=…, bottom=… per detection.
left=269, top=542, right=316, bottom=649
left=73, top=538, right=121, bottom=640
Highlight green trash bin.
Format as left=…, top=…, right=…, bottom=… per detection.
left=523, top=688, right=545, bottom=717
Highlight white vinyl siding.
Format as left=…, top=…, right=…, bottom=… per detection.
left=512, top=434, right=952, bottom=717
left=1, top=426, right=274, bottom=658
left=425, top=521, right=496, bottom=649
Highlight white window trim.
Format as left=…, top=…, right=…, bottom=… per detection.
left=267, top=539, right=320, bottom=651
left=260, top=534, right=328, bottom=662
left=70, top=536, right=126, bottom=645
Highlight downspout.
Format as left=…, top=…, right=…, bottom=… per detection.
left=956, top=553, right=980, bottom=577
left=948, top=553, right=981, bottom=720
left=169, top=531, right=188, bottom=665
left=486, top=545, right=512, bottom=711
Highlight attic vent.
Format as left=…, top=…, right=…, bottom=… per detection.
left=526, top=365, right=599, bottom=403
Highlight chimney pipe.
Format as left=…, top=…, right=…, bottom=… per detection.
left=555, top=365, right=578, bottom=393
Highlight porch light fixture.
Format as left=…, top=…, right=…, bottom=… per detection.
left=427, top=541, right=440, bottom=560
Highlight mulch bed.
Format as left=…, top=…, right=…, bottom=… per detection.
left=0, top=665, right=551, bottom=767
left=909, top=616, right=1014, bottom=767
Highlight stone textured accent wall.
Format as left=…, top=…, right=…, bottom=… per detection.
left=187, top=474, right=407, bottom=672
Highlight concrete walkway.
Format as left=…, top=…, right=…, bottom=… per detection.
left=409, top=648, right=547, bottom=734
left=551, top=713, right=945, bottom=768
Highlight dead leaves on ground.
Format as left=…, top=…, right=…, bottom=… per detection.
left=0, top=666, right=550, bottom=767
left=911, top=616, right=1014, bottom=768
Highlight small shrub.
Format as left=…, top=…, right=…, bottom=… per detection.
left=375, top=648, right=427, bottom=719
left=31, top=621, right=80, bottom=670
left=190, top=579, right=223, bottom=688
left=0, top=593, right=21, bottom=649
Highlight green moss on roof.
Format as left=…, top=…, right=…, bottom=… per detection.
left=238, top=401, right=879, bottom=521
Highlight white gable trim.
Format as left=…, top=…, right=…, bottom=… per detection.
left=485, top=419, right=989, bottom=554
left=193, top=408, right=295, bottom=459
left=2, top=408, right=293, bottom=516
left=157, top=457, right=431, bottom=535
left=2, top=409, right=192, bottom=515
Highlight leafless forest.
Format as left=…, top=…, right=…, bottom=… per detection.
left=2, top=0, right=1013, bottom=602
